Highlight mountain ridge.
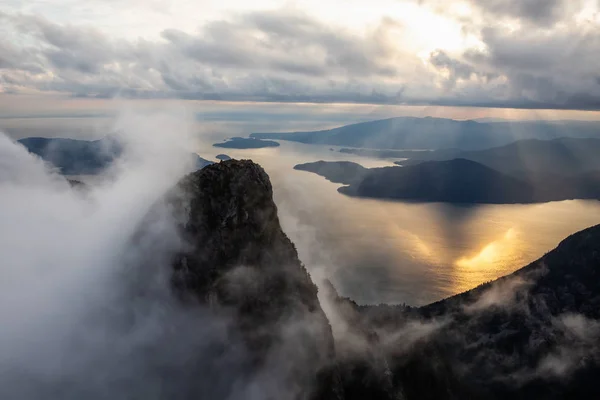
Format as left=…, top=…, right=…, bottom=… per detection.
left=162, top=159, right=342, bottom=400
left=327, top=222, right=600, bottom=399
left=251, top=117, right=600, bottom=151
left=295, top=157, right=600, bottom=203
left=395, top=137, right=600, bottom=179
left=157, top=159, right=600, bottom=399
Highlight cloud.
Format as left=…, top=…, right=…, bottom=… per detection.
left=536, top=313, right=600, bottom=378
left=0, top=111, right=262, bottom=399
left=419, top=0, right=586, bottom=27
left=463, top=23, right=600, bottom=109
left=462, top=274, right=533, bottom=314
left=0, top=10, right=415, bottom=103
left=0, top=108, right=352, bottom=399
left=1, top=2, right=600, bottom=110
left=471, top=0, right=584, bottom=27
left=429, top=49, right=478, bottom=90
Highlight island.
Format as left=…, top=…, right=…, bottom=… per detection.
left=294, top=158, right=600, bottom=204
left=215, top=154, right=232, bottom=161
left=19, top=137, right=214, bottom=175
left=18, top=136, right=122, bottom=175
left=213, top=137, right=280, bottom=149
left=294, top=161, right=368, bottom=185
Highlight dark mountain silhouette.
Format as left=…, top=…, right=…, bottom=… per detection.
left=18, top=137, right=122, bottom=175
left=18, top=137, right=213, bottom=175
left=163, top=160, right=342, bottom=400
left=251, top=117, right=600, bottom=151
left=334, top=223, right=600, bottom=399
left=129, top=159, right=600, bottom=399
left=395, top=137, right=600, bottom=179
left=294, top=161, right=369, bottom=185
left=296, top=158, right=600, bottom=203
left=213, top=137, right=280, bottom=149
left=345, top=159, right=535, bottom=203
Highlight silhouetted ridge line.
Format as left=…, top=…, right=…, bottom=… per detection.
left=252, top=117, right=600, bottom=151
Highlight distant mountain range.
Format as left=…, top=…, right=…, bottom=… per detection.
left=18, top=137, right=214, bottom=175
left=251, top=117, right=600, bottom=151
left=295, top=137, right=600, bottom=203
left=394, top=137, right=600, bottom=178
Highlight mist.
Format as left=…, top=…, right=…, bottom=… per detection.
left=0, top=110, right=257, bottom=399
left=2, top=108, right=600, bottom=399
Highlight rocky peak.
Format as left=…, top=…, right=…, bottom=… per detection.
left=171, top=160, right=318, bottom=310
left=168, top=159, right=341, bottom=400
left=144, top=158, right=600, bottom=400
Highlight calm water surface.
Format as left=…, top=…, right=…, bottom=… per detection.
left=201, top=142, right=600, bottom=306
left=6, top=114, right=600, bottom=307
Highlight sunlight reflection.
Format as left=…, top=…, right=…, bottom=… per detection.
left=411, top=234, right=433, bottom=258
left=455, top=228, right=518, bottom=269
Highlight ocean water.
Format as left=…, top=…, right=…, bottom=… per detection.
left=210, top=141, right=600, bottom=306
left=5, top=116, right=600, bottom=306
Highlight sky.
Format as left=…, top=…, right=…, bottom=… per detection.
left=1, top=0, right=600, bottom=119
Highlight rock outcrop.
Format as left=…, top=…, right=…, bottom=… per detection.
left=144, top=159, right=600, bottom=400
left=168, top=159, right=342, bottom=400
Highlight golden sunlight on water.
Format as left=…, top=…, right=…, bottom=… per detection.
left=202, top=141, right=600, bottom=306
left=453, top=228, right=519, bottom=292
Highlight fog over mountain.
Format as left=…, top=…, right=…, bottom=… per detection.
left=2, top=112, right=600, bottom=399
left=0, top=112, right=342, bottom=400
left=2, top=0, right=600, bottom=397
left=0, top=113, right=221, bottom=399
left=17, top=136, right=214, bottom=175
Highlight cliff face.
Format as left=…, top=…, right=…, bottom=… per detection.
left=167, top=160, right=341, bottom=400
left=151, top=159, right=600, bottom=400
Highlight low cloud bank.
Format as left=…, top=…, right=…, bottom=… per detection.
left=0, top=111, right=252, bottom=399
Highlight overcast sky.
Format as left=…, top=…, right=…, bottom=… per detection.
left=1, top=0, right=599, bottom=114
